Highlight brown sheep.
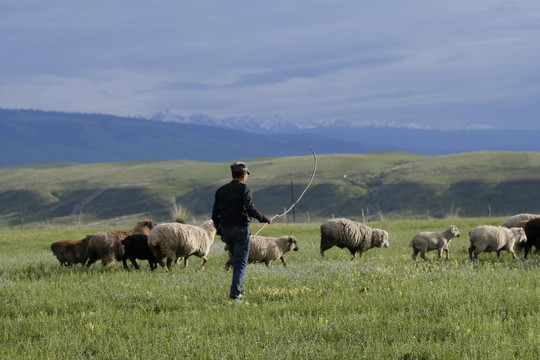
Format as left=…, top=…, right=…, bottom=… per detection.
left=50, top=235, right=92, bottom=266
left=86, top=219, right=156, bottom=267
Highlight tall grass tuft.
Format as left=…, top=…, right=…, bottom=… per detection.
left=170, top=200, right=191, bottom=224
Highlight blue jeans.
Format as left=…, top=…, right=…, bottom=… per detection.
left=221, top=225, right=250, bottom=299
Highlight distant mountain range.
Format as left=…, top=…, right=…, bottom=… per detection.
left=151, top=111, right=540, bottom=154
left=1, top=108, right=540, bottom=168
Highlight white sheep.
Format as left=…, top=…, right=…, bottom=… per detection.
left=409, top=225, right=461, bottom=261
left=501, top=213, right=540, bottom=228
left=468, top=225, right=527, bottom=260
left=147, top=220, right=217, bottom=271
left=320, top=218, right=389, bottom=260
left=224, top=235, right=299, bottom=270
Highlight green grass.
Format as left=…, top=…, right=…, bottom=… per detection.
left=1, top=218, right=539, bottom=359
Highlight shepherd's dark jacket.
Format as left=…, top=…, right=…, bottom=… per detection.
left=212, top=180, right=269, bottom=235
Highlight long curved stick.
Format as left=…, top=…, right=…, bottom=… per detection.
left=254, top=146, right=317, bottom=236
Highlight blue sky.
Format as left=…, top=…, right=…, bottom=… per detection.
left=1, top=0, right=540, bottom=129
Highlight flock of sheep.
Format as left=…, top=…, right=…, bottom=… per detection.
left=50, top=213, right=540, bottom=271
left=408, top=213, right=540, bottom=261
left=50, top=219, right=299, bottom=271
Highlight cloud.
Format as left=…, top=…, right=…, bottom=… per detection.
left=1, top=0, right=540, bottom=129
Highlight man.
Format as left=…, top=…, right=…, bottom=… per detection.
left=212, top=161, right=273, bottom=301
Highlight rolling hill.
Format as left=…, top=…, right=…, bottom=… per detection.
left=3, top=108, right=540, bottom=169
left=2, top=151, right=540, bottom=228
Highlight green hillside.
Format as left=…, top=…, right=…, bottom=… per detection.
left=1, top=151, right=540, bottom=228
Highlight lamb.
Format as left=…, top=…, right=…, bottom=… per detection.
left=121, top=234, right=157, bottom=270
left=86, top=219, right=156, bottom=267
left=501, top=213, right=540, bottom=228
left=147, top=220, right=217, bottom=271
left=409, top=225, right=460, bottom=261
left=50, top=235, right=92, bottom=266
left=468, top=225, right=527, bottom=260
left=523, top=218, right=540, bottom=259
left=320, top=218, right=389, bottom=260
left=224, top=235, right=299, bottom=270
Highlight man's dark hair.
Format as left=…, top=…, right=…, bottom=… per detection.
left=232, top=170, right=246, bottom=178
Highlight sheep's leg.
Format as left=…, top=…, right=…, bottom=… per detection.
left=420, top=252, right=429, bottom=261
left=199, top=256, right=208, bottom=270
left=280, top=256, right=287, bottom=267
left=524, top=244, right=532, bottom=259
left=86, top=257, right=98, bottom=267
left=443, top=248, right=450, bottom=260
left=411, top=248, right=419, bottom=260
left=320, top=243, right=333, bottom=259
left=166, top=258, right=173, bottom=272
left=102, top=255, right=115, bottom=267
left=183, top=256, right=189, bottom=268
left=157, top=258, right=166, bottom=269
left=320, top=246, right=330, bottom=259
left=468, top=246, right=475, bottom=260
left=509, top=249, right=517, bottom=259
left=265, top=259, right=274, bottom=267
left=129, top=257, right=140, bottom=270
left=122, top=252, right=132, bottom=269
left=496, top=250, right=501, bottom=258
left=437, top=249, right=443, bottom=258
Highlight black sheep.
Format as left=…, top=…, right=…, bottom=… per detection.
left=523, top=218, right=540, bottom=259
left=121, top=234, right=158, bottom=270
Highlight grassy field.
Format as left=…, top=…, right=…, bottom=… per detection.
left=1, top=217, right=539, bottom=359
left=3, top=151, right=540, bottom=227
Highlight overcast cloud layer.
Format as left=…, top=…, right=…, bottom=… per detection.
left=1, top=1, right=540, bottom=129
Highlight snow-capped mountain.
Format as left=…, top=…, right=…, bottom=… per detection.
left=150, top=111, right=299, bottom=134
